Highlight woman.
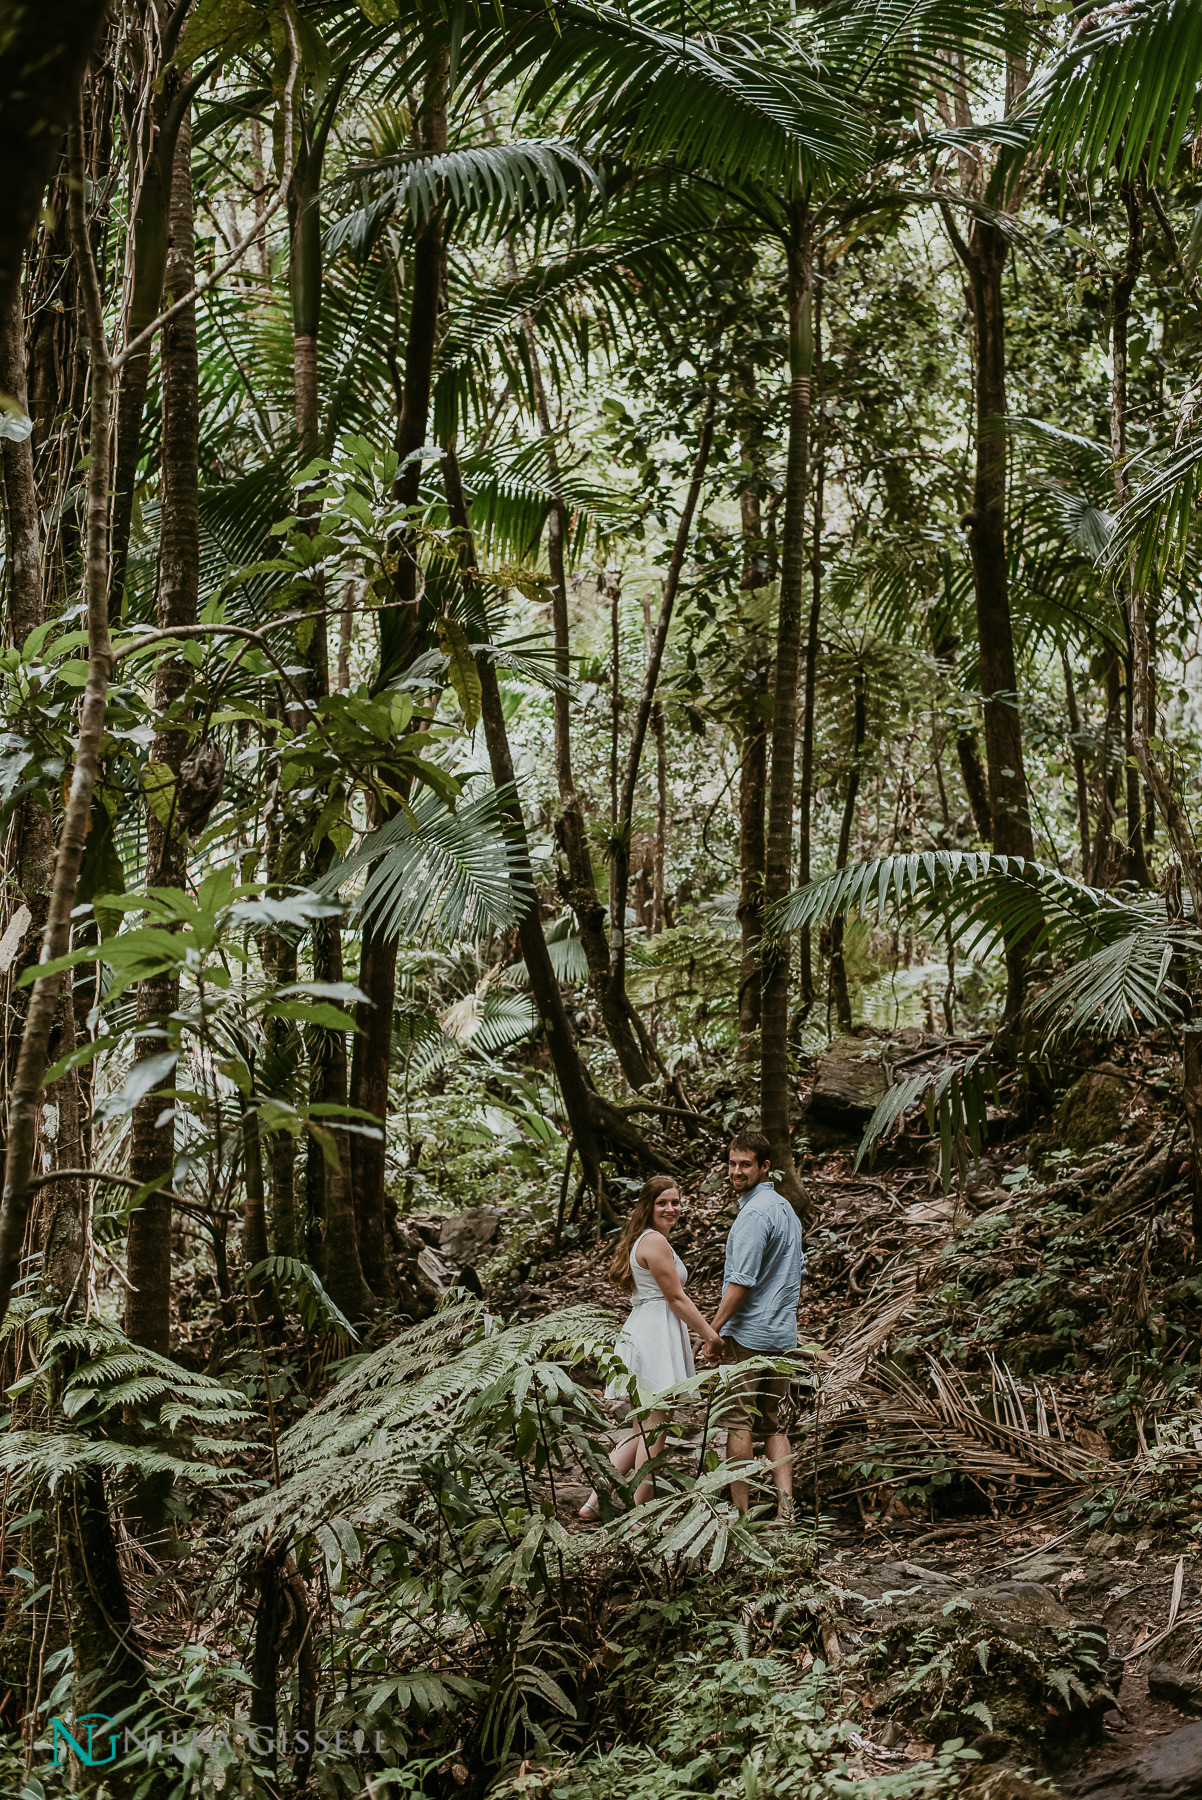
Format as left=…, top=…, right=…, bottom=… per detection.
left=579, top=1173, right=723, bottom=1519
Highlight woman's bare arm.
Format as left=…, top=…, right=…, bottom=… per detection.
left=637, top=1232, right=723, bottom=1347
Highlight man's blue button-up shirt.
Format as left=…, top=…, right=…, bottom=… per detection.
left=720, top=1179, right=805, bottom=1351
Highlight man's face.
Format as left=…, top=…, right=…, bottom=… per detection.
left=728, top=1148, right=767, bottom=1194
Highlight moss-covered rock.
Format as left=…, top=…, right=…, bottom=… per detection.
left=863, top=1579, right=1115, bottom=1770
left=1051, top=1072, right=1130, bottom=1155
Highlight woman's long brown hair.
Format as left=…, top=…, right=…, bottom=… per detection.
left=608, top=1174, right=680, bottom=1294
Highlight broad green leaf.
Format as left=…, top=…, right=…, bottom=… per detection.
left=140, top=761, right=178, bottom=832
left=437, top=616, right=482, bottom=731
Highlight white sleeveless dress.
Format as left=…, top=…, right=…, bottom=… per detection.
left=606, top=1230, right=696, bottom=1400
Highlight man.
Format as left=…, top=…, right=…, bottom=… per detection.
left=703, top=1129, right=805, bottom=1522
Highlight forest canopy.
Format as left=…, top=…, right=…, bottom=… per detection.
left=4, top=2, right=1202, bottom=1797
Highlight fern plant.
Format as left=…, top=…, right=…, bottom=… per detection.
left=0, top=1318, right=255, bottom=1493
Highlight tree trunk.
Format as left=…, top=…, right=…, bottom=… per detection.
left=62, top=1471, right=147, bottom=1738
left=0, top=267, right=85, bottom=1320
left=0, top=0, right=110, bottom=326
left=829, top=670, right=868, bottom=1032
left=306, top=858, right=374, bottom=1320
left=760, top=213, right=812, bottom=1215
left=108, top=5, right=201, bottom=618
left=797, top=290, right=824, bottom=1011
left=0, top=101, right=113, bottom=1337
left=651, top=696, right=667, bottom=936
left=241, top=1107, right=282, bottom=1332
left=265, top=930, right=300, bottom=1260
left=126, top=108, right=199, bottom=1360
left=348, top=919, right=397, bottom=1292
left=1061, top=647, right=1091, bottom=874
left=609, top=388, right=717, bottom=1080
left=737, top=694, right=768, bottom=1054
left=443, top=448, right=668, bottom=1196
left=1111, top=174, right=1150, bottom=887
left=508, top=262, right=659, bottom=1089
left=960, top=219, right=1035, bottom=1016
left=283, top=72, right=375, bottom=1314
left=735, top=423, right=770, bottom=1059
left=1089, top=652, right=1121, bottom=886
left=347, top=56, right=446, bottom=1272
left=955, top=726, right=993, bottom=842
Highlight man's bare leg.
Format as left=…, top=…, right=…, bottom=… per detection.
left=728, top=1430, right=793, bottom=1515
left=727, top=1427, right=754, bottom=1511
left=766, top=1432, right=793, bottom=1516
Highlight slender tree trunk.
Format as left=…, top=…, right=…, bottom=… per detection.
left=499, top=224, right=668, bottom=1088
left=1, top=288, right=42, bottom=648
left=0, top=272, right=85, bottom=1318
left=737, top=695, right=768, bottom=1054
left=829, top=671, right=868, bottom=1032
left=651, top=698, right=667, bottom=935
left=265, top=934, right=299, bottom=1259
left=443, top=448, right=669, bottom=1195
left=126, top=110, right=199, bottom=1359
left=62, top=1471, right=147, bottom=1738
left=1111, top=174, right=1150, bottom=887
left=798, top=289, right=824, bottom=1010
left=961, top=221, right=1035, bottom=1016
left=760, top=214, right=812, bottom=1215
left=108, top=5, right=200, bottom=618
left=306, top=848, right=373, bottom=1320
left=610, top=389, right=717, bottom=1070
left=0, top=0, right=110, bottom=325
left=956, top=727, right=992, bottom=842
left=445, top=449, right=606, bottom=1190
left=607, top=573, right=622, bottom=975
left=241, top=1106, right=281, bottom=1331
left=638, top=588, right=668, bottom=940
left=348, top=56, right=446, bottom=1273
left=348, top=918, right=397, bottom=1292
left=1165, top=869, right=1202, bottom=1244
left=509, top=263, right=658, bottom=1088
left=1061, top=647, right=1092, bottom=873
left=0, top=101, right=113, bottom=1337
left=735, top=400, right=770, bottom=1060
left=1090, top=653, right=1121, bottom=886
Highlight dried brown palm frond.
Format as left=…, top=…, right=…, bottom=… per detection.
left=800, top=1353, right=1110, bottom=1493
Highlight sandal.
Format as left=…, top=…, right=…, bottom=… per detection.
left=578, top=1493, right=601, bottom=1521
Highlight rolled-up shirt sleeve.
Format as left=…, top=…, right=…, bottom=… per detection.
left=725, top=1209, right=768, bottom=1289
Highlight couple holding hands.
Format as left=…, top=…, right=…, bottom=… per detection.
left=580, top=1129, right=805, bottom=1526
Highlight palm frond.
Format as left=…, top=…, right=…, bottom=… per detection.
left=1034, top=919, right=1201, bottom=1038
left=325, top=138, right=600, bottom=250
left=769, top=851, right=1118, bottom=961
left=503, top=2, right=871, bottom=193
left=1105, top=430, right=1202, bottom=589
left=319, top=782, right=530, bottom=942
left=1033, top=0, right=1202, bottom=181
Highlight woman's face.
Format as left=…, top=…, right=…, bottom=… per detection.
left=652, top=1186, right=681, bottom=1237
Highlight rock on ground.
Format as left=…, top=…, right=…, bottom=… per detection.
left=1147, top=1665, right=1202, bottom=1716
left=439, top=1207, right=501, bottom=1261
left=1066, top=1721, right=1202, bottom=1799
left=854, top=1573, right=1115, bottom=1769
left=809, top=1035, right=889, bottom=1123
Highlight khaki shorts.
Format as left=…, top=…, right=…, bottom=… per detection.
left=721, top=1338, right=790, bottom=1437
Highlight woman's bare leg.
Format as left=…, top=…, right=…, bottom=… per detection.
left=631, top=1410, right=668, bottom=1506
left=578, top=1426, right=645, bottom=1517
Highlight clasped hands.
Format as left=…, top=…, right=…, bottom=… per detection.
left=699, top=1334, right=727, bottom=1366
